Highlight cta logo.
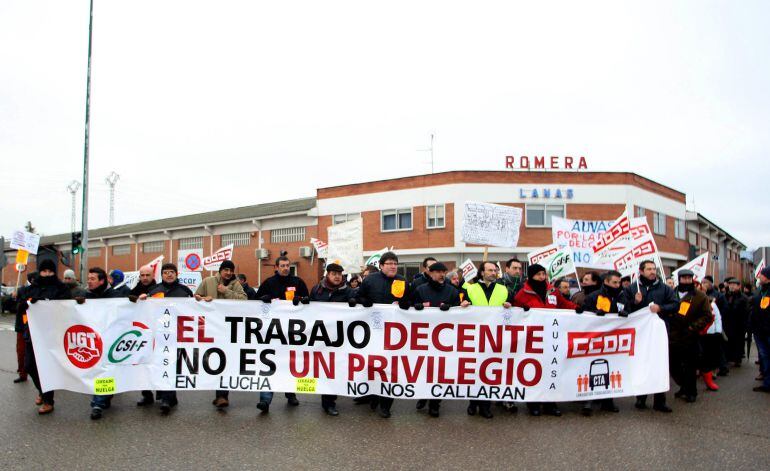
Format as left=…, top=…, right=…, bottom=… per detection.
left=567, top=328, right=635, bottom=359
left=64, top=325, right=103, bottom=369
left=108, top=322, right=151, bottom=364
left=576, top=359, right=624, bottom=393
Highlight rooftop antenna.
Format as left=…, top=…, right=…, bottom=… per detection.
left=417, top=133, right=435, bottom=173
left=105, top=171, right=120, bottom=226
left=67, top=180, right=81, bottom=232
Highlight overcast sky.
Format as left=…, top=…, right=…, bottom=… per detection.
left=1, top=0, right=768, bottom=249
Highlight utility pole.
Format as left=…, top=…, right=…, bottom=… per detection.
left=67, top=180, right=81, bottom=232
left=79, top=0, right=94, bottom=283
left=105, top=171, right=119, bottom=226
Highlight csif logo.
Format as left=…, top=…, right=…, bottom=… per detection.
left=63, top=325, right=103, bottom=369
left=108, top=322, right=151, bottom=364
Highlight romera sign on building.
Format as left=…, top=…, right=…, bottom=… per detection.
left=505, top=155, right=588, bottom=170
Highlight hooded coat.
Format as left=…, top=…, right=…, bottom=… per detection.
left=514, top=280, right=576, bottom=310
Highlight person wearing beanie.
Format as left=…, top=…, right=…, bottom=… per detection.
left=750, top=266, right=770, bottom=393
left=63, top=269, right=87, bottom=297
left=411, top=261, right=462, bottom=418
left=17, top=259, right=71, bottom=415
left=723, top=277, right=750, bottom=368
left=665, top=270, right=712, bottom=403
left=109, top=269, right=131, bottom=297
left=307, top=262, right=354, bottom=416
left=193, top=259, right=246, bottom=410
left=12, top=271, right=37, bottom=385
left=619, top=260, right=679, bottom=412
left=514, top=263, right=577, bottom=418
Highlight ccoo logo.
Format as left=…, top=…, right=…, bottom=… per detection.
left=63, top=325, right=103, bottom=369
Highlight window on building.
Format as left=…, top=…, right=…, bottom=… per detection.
left=426, top=204, right=445, bottom=229
left=653, top=212, right=667, bottom=235
left=112, top=244, right=131, bottom=256
left=179, top=236, right=203, bottom=250
left=674, top=219, right=686, bottom=240
left=688, top=231, right=698, bottom=246
left=635, top=207, right=646, bottom=217
left=269, top=228, right=305, bottom=244
left=332, top=213, right=361, bottom=225
left=142, top=241, right=165, bottom=253
left=526, top=204, right=565, bottom=227
left=381, top=208, right=412, bottom=231
left=88, top=248, right=102, bottom=258
left=398, top=263, right=421, bottom=281
left=221, top=232, right=252, bottom=247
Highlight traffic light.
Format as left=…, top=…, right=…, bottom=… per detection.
left=71, top=232, right=83, bottom=254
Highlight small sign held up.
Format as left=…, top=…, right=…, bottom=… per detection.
left=461, top=202, right=522, bottom=248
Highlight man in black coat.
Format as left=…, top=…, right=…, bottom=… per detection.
left=619, top=260, right=679, bottom=412
left=129, top=265, right=157, bottom=299
left=750, top=267, right=770, bottom=393
left=138, top=263, right=194, bottom=414
left=18, top=260, right=72, bottom=414
left=411, top=262, right=460, bottom=418
left=306, top=263, right=353, bottom=416
left=410, top=256, right=437, bottom=292
left=237, top=274, right=258, bottom=300
left=724, top=278, right=749, bottom=367
left=13, top=272, right=36, bottom=384
left=350, top=251, right=412, bottom=418
left=254, top=255, right=308, bottom=409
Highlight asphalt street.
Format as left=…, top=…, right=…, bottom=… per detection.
left=0, top=314, right=767, bottom=470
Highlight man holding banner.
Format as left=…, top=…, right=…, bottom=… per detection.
left=620, top=261, right=679, bottom=412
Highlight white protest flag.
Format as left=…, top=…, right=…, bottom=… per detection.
left=364, top=247, right=394, bottom=269
left=459, top=258, right=478, bottom=282
left=671, top=253, right=709, bottom=284
left=611, top=231, right=659, bottom=277
left=527, top=244, right=578, bottom=281
left=148, top=255, right=164, bottom=282
left=591, top=210, right=631, bottom=255
left=202, top=244, right=234, bottom=271
left=755, top=258, right=766, bottom=288
left=10, top=229, right=41, bottom=255
left=461, top=201, right=523, bottom=248
left=310, top=238, right=329, bottom=259
left=327, top=218, right=363, bottom=274
left=551, top=217, right=616, bottom=268
left=117, top=271, right=140, bottom=290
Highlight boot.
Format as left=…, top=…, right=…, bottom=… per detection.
left=703, top=372, right=719, bottom=391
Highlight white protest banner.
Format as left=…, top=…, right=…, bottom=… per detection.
left=310, top=238, right=329, bottom=259
left=755, top=258, right=766, bottom=288
left=527, top=244, right=577, bottom=281
left=202, top=244, right=234, bottom=271
left=148, top=255, right=164, bottom=282
left=11, top=230, right=41, bottom=255
left=551, top=217, right=615, bottom=268
left=177, top=249, right=203, bottom=272
left=591, top=211, right=630, bottom=255
left=178, top=271, right=202, bottom=292
left=671, top=253, right=709, bottom=284
left=461, top=201, right=523, bottom=248
left=28, top=299, right=669, bottom=402
left=364, top=247, right=394, bottom=269
left=599, top=218, right=664, bottom=278
left=458, top=258, right=478, bottom=282
left=119, top=271, right=140, bottom=290
left=327, top=218, right=363, bottom=274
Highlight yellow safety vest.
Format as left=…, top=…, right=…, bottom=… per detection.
left=466, top=282, right=509, bottom=306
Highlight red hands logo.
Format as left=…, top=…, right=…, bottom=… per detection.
left=63, top=325, right=103, bottom=369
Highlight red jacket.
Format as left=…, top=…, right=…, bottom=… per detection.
left=514, top=281, right=577, bottom=310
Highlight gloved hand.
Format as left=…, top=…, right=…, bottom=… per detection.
left=128, top=295, right=138, bottom=303
left=618, top=311, right=629, bottom=318
left=292, top=297, right=300, bottom=306
left=398, top=298, right=411, bottom=310
left=260, top=295, right=272, bottom=304
left=413, top=302, right=424, bottom=311
left=439, top=303, right=450, bottom=311
left=595, top=311, right=605, bottom=316
left=29, top=298, right=38, bottom=304
left=521, top=305, right=530, bottom=312
left=361, top=297, right=373, bottom=308
left=575, top=307, right=584, bottom=314
left=348, top=298, right=357, bottom=308
left=75, top=297, right=86, bottom=305
left=300, top=296, right=310, bottom=305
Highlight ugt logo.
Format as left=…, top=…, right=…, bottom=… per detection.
left=63, top=325, right=103, bottom=369
left=108, top=322, right=151, bottom=364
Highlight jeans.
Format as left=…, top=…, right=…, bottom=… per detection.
left=754, top=333, right=770, bottom=388
left=260, top=392, right=298, bottom=405
left=91, top=394, right=113, bottom=409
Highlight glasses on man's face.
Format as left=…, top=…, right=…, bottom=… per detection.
left=162, top=270, right=176, bottom=276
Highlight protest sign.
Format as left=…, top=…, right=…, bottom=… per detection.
left=671, top=253, right=709, bottom=284
left=178, top=271, right=202, bottom=292
left=11, top=230, right=40, bottom=255
left=363, top=247, right=394, bottom=269
left=527, top=244, right=578, bottom=281
left=458, top=258, right=478, bottom=282
left=28, top=299, right=669, bottom=402
left=202, top=245, right=234, bottom=271
left=461, top=202, right=522, bottom=248
left=551, top=217, right=615, bottom=268
left=119, top=271, right=140, bottom=290
left=755, top=258, right=766, bottom=288
left=327, top=218, right=363, bottom=274
left=591, top=211, right=630, bottom=255
left=177, top=249, right=203, bottom=272
left=310, top=238, right=329, bottom=259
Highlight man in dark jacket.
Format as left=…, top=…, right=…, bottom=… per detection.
left=63, top=269, right=87, bottom=298
left=750, top=267, right=770, bottom=393
left=571, top=271, right=601, bottom=308
left=19, top=260, right=72, bottom=414
left=619, top=260, right=679, bottom=412
left=305, top=263, right=353, bottom=416
left=668, top=270, right=713, bottom=402
left=254, top=255, right=308, bottom=409
left=412, top=262, right=460, bottom=417
left=237, top=274, right=258, bottom=300
left=129, top=265, right=157, bottom=298
left=501, top=258, right=525, bottom=299
left=350, top=251, right=412, bottom=418
left=724, top=277, right=750, bottom=367
left=85, top=267, right=123, bottom=420
left=410, top=257, right=437, bottom=292
left=109, top=269, right=132, bottom=297
left=13, top=272, right=36, bottom=384
left=582, top=270, right=626, bottom=415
